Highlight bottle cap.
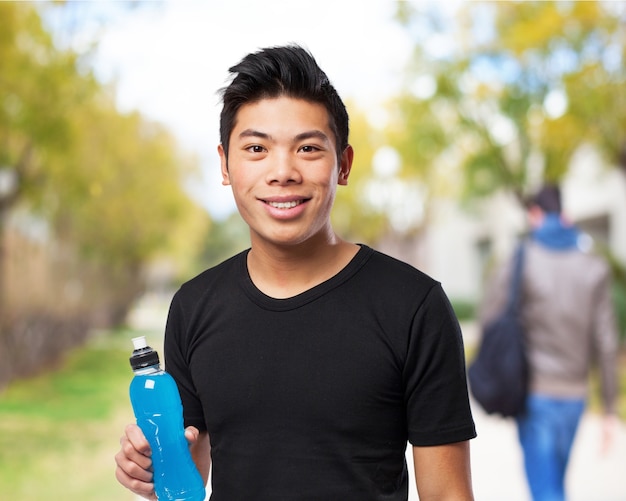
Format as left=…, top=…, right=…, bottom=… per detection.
left=132, top=336, right=148, bottom=350
left=129, top=336, right=160, bottom=371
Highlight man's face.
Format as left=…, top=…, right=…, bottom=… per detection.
left=219, top=96, right=353, bottom=249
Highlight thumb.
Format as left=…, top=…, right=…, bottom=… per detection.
left=184, top=426, right=200, bottom=446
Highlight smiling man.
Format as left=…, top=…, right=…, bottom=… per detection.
left=115, top=45, right=476, bottom=501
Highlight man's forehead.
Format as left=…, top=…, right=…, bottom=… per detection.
left=235, top=97, right=327, bottom=118
left=231, top=98, right=334, bottom=141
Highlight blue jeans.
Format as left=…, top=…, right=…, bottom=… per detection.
left=516, top=394, right=585, bottom=501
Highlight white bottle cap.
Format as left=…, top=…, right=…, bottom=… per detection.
left=132, top=336, right=148, bottom=350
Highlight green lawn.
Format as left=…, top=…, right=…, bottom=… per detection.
left=0, top=328, right=148, bottom=501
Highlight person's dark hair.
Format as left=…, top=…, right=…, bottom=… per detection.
left=219, top=45, right=349, bottom=161
left=530, top=184, right=562, bottom=213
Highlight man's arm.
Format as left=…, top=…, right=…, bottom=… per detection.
left=191, top=429, right=211, bottom=483
left=412, top=441, right=474, bottom=501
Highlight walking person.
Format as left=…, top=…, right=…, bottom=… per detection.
left=114, top=45, right=476, bottom=500
left=480, top=184, right=620, bottom=501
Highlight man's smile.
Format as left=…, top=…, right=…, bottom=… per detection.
left=266, top=200, right=305, bottom=209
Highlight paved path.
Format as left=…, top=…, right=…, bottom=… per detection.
left=455, top=322, right=626, bottom=500
left=406, top=404, right=626, bottom=501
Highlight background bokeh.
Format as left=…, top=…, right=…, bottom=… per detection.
left=1, top=1, right=625, bottom=499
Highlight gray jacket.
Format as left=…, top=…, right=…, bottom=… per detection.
left=480, top=240, right=619, bottom=413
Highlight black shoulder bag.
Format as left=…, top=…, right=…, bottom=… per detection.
left=468, top=243, right=528, bottom=418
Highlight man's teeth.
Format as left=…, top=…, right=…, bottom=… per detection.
left=268, top=200, right=301, bottom=209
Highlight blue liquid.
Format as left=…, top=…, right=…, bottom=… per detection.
left=130, top=370, right=206, bottom=501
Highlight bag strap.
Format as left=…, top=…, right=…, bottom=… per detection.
left=506, top=242, right=525, bottom=315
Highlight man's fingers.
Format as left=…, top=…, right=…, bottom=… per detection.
left=118, top=434, right=153, bottom=472
left=125, top=423, right=152, bottom=456
left=114, top=463, right=157, bottom=501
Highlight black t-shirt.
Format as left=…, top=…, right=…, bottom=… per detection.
left=164, top=245, right=476, bottom=500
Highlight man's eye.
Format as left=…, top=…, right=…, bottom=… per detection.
left=300, top=145, right=319, bottom=153
left=247, top=145, right=264, bottom=153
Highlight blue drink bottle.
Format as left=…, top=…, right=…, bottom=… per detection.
left=129, top=336, right=206, bottom=501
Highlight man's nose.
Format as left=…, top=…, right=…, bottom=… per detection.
left=266, top=151, right=302, bottom=185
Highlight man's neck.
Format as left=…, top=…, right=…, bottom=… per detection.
left=247, top=236, right=359, bottom=299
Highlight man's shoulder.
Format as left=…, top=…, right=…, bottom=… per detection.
left=176, top=249, right=247, bottom=300
left=362, top=246, right=440, bottom=290
left=528, top=239, right=610, bottom=278
left=575, top=247, right=612, bottom=279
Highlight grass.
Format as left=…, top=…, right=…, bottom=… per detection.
left=0, top=327, right=150, bottom=501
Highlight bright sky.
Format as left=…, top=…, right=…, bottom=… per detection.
left=89, top=0, right=415, bottom=218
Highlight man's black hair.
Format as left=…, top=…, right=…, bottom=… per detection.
left=531, top=184, right=562, bottom=213
left=219, top=45, right=349, bottom=161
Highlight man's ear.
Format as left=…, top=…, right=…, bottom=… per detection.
left=218, top=144, right=230, bottom=186
left=338, top=145, right=354, bottom=186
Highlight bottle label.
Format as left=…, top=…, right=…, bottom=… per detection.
left=144, top=379, right=155, bottom=390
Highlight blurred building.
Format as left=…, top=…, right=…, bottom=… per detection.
left=379, top=147, right=626, bottom=316
left=422, top=146, right=626, bottom=307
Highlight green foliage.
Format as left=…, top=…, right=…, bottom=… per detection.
left=0, top=1, right=210, bottom=290
left=387, top=93, right=447, bottom=175
left=392, top=1, right=626, bottom=205
left=0, top=329, right=136, bottom=500
left=46, top=104, right=209, bottom=267
left=332, top=103, right=389, bottom=243
left=0, top=2, right=89, bottom=201
left=0, top=2, right=210, bottom=390
left=450, top=299, right=476, bottom=322
left=198, top=212, right=250, bottom=270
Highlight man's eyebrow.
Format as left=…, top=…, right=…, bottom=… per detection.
left=237, top=129, right=330, bottom=143
left=294, top=130, right=331, bottom=143
left=238, top=129, right=271, bottom=140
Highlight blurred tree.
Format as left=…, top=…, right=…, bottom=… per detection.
left=332, top=103, right=389, bottom=244
left=198, top=212, right=250, bottom=270
left=0, top=2, right=210, bottom=384
left=394, top=1, right=626, bottom=201
left=0, top=1, right=92, bottom=332
left=42, top=100, right=209, bottom=321
left=48, top=103, right=207, bottom=269
left=393, top=1, right=626, bottom=338
left=0, top=2, right=90, bottom=212
left=0, top=1, right=207, bottom=301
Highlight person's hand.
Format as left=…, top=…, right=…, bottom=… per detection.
left=114, top=424, right=204, bottom=500
left=114, top=424, right=156, bottom=500
left=600, top=413, right=620, bottom=455
left=183, top=425, right=203, bottom=449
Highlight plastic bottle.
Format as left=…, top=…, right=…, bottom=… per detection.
left=128, top=336, right=206, bottom=501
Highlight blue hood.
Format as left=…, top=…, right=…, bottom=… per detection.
left=532, top=213, right=581, bottom=250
